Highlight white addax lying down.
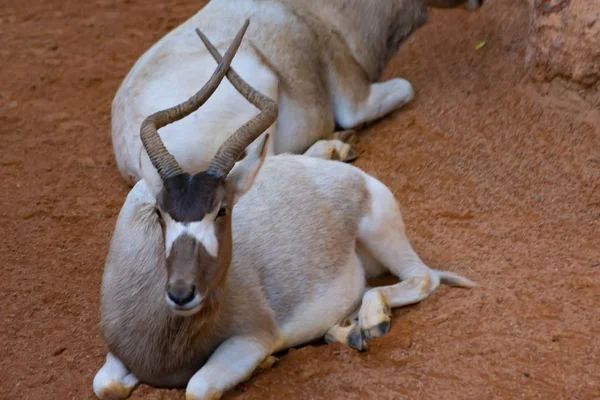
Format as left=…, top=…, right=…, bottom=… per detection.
left=94, top=22, right=476, bottom=400
left=112, top=0, right=484, bottom=189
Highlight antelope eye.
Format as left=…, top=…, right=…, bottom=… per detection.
left=216, top=207, right=227, bottom=219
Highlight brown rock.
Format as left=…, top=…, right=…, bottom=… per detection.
left=526, top=0, right=600, bottom=86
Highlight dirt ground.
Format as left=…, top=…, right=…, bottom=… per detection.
left=1, top=0, right=599, bottom=399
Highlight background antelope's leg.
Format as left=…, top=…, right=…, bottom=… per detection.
left=334, top=78, right=414, bottom=130
left=327, top=48, right=414, bottom=131
left=275, top=89, right=360, bottom=162
left=273, top=75, right=334, bottom=150
left=303, top=139, right=357, bottom=162
left=327, top=130, right=359, bottom=147
left=93, top=353, right=139, bottom=400
left=185, top=335, right=274, bottom=400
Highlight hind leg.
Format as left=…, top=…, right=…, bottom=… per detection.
left=326, top=49, right=414, bottom=131
left=274, top=82, right=361, bottom=162
left=333, top=78, right=414, bottom=130
left=274, top=81, right=337, bottom=157
left=93, top=353, right=139, bottom=400
left=355, top=174, right=446, bottom=337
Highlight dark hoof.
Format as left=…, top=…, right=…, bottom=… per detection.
left=363, top=320, right=391, bottom=340
left=467, top=0, right=483, bottom=11
left=348, top=326, right=368, bottom=352
left=330, top=148, right=341, bottom=161
left=374, top=320, right=391, bottom=337
left=344, top=148, right=359, bottom=163
left=331, top=130, right=359, bottom=146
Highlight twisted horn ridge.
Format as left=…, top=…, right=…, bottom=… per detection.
left=196, top=23, right=278, bottom=179
left=140, top=20, right=250, bottom=181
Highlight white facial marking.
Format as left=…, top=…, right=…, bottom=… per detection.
left=163, top=209, right=219, bottom=258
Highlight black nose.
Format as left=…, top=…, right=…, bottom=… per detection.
left=167, top=286, right=196, bottom=306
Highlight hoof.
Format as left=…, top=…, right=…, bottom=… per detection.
left=363, top=320, right=391, bottom=339
left=186, top=389, right=223, bottom=400
left=347, top=325, right=368, bottom=352
left=329, top=130, right=359, bottom=147
left=95, top=382, right=131, bottom=400
left=328, top=146, right=358, bottom=163
left=359, top=291, right=392, bottom=339
left=468, top=0, right=484, bottom=11
left=255, top=355, right=278, bottom=374
left=344, top=147, right=358, bottom=162
left=328, top=148, right=342, bottom=161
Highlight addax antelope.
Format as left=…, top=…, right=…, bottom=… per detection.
left=112, top=0, right=484, bottom=189
left=95, top=21, right=476, bottom=400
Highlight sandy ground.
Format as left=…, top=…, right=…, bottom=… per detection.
left=1, top=0, right=599, bottom=399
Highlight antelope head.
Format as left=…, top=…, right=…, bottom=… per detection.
left=140, top=20, right=277, bottom=316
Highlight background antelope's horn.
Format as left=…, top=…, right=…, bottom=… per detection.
left=140, top=20, right=250, bottom=181
left=196, top=23, right=278, bottom=179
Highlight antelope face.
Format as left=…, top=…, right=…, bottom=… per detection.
left=156, top=172, right=232, bottom=316
left=155, top=135, right=269, bottom=316
left=137, top=19, right=277, bottom=316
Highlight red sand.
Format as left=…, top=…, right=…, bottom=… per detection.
left=1, top=0, right=598, bottom=399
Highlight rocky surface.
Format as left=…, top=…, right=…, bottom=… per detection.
left=526, top=0, right=600, bottom=86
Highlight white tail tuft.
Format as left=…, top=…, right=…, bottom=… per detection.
left=434, top=269, right=478, bottom=288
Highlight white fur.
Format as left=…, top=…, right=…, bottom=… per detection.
left=110, top=0, right=436, bottom=187
left=354, top=172, right=456, bottom=332
left=113, top=45, right=279, bottom=189
left=93, top=353, right=139, bottom=399
left=334, top=78, right=414, bottom=129
left=358, top=172, right=428, bottom=280
left=164, top=211, right=219, bottom=258
left=278, top=252, right=365, bottom=350
left=96, top=151, right=476, bottom=400
left=186, top=335, right=272, bottom=399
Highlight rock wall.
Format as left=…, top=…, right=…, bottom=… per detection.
left=526, top=0, right=600, bottom=86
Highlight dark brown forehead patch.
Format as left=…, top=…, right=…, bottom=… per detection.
left=159, top=172, right=224, bottom=222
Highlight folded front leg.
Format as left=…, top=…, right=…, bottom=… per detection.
left=93, top=352, right=139, bottom=400
left=185, top=334, right=275, bottom=400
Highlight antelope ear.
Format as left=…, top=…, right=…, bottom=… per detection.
left=139, top=148, right=165, bottom=197
left=147, top=178, right=163, bottom=198
left=226, top=134, right=270, bottom=204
